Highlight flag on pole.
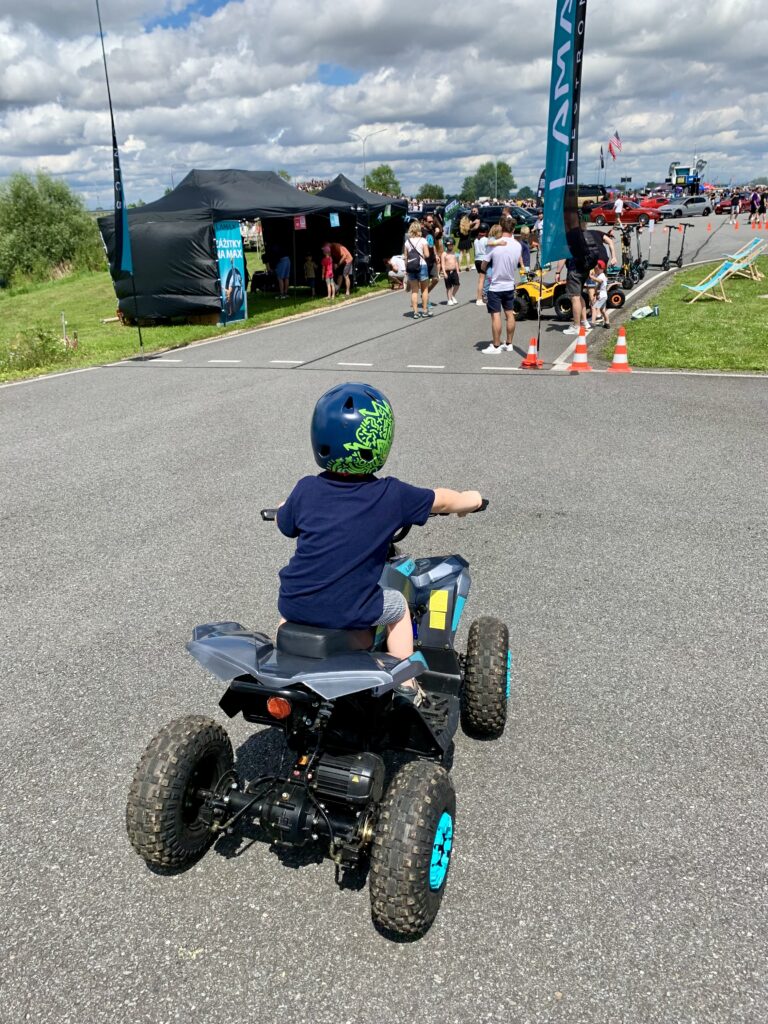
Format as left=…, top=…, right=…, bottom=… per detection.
left=600, top=146, right=604, bottom=170
left=110, top=125, right=133, bottom=274
left=540, top=0, right=589, bottom=267
left=96, top=0, right=132, bottom=276
left=608, top=129, right=622, bottom=161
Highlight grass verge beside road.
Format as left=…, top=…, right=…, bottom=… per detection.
left=603, top=256, right=768, bottom=372
left=0, top=264, right=386, bottom=383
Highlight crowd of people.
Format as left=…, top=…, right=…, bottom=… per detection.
left=385, top=205, right=542, bottom=354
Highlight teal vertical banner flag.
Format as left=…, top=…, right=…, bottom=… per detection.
left=541, top=0, right=588, bottom=267
left=214, top=221, right=247, bottom=323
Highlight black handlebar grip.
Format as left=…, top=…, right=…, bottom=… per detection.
left=261, top=508, right=278, bottom=521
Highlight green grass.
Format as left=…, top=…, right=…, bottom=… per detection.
left=0, top=259, right=386, bottom=382
left=604, top=256, right=768, bottom=372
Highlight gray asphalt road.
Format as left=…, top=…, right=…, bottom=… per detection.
left=1, top=212, right=766, bottom=1024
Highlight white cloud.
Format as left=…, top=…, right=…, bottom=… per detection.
left=1, top=0, right=767, bottom=206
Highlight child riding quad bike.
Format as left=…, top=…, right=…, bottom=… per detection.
left=126, top=384, right=511, bottom=941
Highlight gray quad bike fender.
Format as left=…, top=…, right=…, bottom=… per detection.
left=186, top=623, right=427, bottom=700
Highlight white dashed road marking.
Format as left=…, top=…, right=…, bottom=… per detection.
left=270, top=359, right=304, bottom=364
left=337, top=362, right=373, bottom=366
left=208, top=359, right=242, bottom=364
left=407, top=364, right=445, bottom=369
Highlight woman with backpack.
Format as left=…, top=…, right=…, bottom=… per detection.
left=403, top=221, right=432, bottom=319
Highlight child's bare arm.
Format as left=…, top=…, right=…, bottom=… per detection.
left=432, top=488, right=483, bottom=517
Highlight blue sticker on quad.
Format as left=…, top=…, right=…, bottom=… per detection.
left=506, top=649, right=512, bottom=698
left=396, top=558, right=415, bottom=577
left=429, top=811, right=453, bottom=890
left=451, top=595, right=466, bottom=632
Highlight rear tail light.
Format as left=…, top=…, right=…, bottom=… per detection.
left=266, top=697, right=292, bottom=720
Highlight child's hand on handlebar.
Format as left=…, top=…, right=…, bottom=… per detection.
left=456, top=490, right=484, bottom=517
left=432, top=488, right=484, bottom=517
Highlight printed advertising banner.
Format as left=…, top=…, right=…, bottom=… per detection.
left=214, top=220, right=247, bottom=323
left=541, top=0, right=588, bottom=267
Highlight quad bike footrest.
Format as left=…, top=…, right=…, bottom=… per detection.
left=419, top=693, right=459, bottom=753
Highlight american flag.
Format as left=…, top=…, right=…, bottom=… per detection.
left=608, top=129, right=622, bottom=160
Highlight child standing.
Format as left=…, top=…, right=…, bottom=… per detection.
left=321, top=245, right=335, bottom=300
left=473, top=224, right=490, bottom=305
left=442, top=237, right=461, bottom=305
left=276, top=383, right=482, bottom=700
left=588, top=259, right=610, bottom=328
left=303, top=254, right=317, bottom=296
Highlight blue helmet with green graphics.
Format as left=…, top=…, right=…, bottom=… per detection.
left=311, top=382, right=394, bottom=474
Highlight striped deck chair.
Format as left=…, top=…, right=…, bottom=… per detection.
left=728, top=241, right=766, bottom=281
left=681, top=260, right=747, bottom=303
left=724, top=237, right=763, bottom=262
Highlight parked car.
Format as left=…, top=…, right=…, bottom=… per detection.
left=657, top=196, right=713, bottom=218
left=588, top=201, right=661, bottom=226
left=714, top=196, right=750, bottom=215
left=458, top=204, right=537, bottom=228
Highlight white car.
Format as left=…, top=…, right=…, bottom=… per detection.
left=657, top=196, right=713, bottom=218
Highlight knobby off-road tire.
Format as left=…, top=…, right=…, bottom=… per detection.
left=461, top=616, right=509, bottom=739
left=369, top=760, right=456, bottom=940
left=554, top=293, right=572, bottom=320
left=126, top=715, right=233, bottom=869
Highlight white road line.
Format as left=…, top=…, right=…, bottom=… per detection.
left=208, top=359, right=241, bottom=364
left=337, top=361, right=373, bottom=366
left=270, top=359, right=304, bottom=364
left=0, top=366, right=96, bottom=388
left=481, top=365, right=520, bottom=371
left=407, top=364, right=445, bottom=369
left=150, top=358, right=183, bottom=363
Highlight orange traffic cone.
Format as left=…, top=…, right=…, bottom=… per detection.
left=707, top=222, right=711, bottom=232
left=521, top=337, right=543, bottom=369
left=677, top=224, right=683, bottom=232
left=569, top=327, right=592, bottom=373
left=607, top=326, right=632, bottom=373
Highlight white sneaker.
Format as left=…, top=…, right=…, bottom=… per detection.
left=582, top=321, right=591, bottom=329
left=562, top=325, right=580, bottom=335
left=475, top=299, right=485, bottom=306
left=481, top=343, right=503, bottom=354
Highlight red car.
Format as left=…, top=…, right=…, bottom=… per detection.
left=714, top=196, right=751, bottom=215
left=639, top=196, right=670, bottom=209
left=589, top=201, right=661, bottom=226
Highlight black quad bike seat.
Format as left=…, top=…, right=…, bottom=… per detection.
left=276, top=622, right=375, bottom=660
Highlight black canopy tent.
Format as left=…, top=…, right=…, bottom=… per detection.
left=99, top=170, right=353, bottom=320
left=317, top=175, right=407, bottom=282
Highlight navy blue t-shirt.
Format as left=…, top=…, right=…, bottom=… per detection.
left=277, top=473, right=435, bottom=629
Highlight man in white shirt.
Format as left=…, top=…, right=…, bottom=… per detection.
left=479, top=215, right=523, bottom=354
left=386, top=254, right=406, bottom=289
left=613, top=195, right=624, bottom=228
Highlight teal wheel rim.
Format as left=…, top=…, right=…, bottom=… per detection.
left=506, top=649, right=512, bottom=699
left=429, top=811, right=453, bottom=890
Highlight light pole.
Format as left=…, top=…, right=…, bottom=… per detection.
left=349, top=129, right=387, bottom=188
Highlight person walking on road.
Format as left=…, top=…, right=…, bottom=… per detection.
left=613, top=194, right=625, bottom=229
left=753, top=191, right=765, bottom=227
left=479, top=215, right=522, bottom=354
left=403, top=221, right=431, bottom=319
left=729, top=193, right=740, bottom=225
